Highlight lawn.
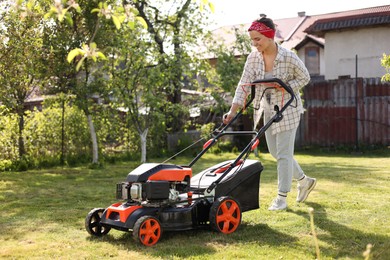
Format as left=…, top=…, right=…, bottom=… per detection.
left=1, top=149, right=389, bottom=259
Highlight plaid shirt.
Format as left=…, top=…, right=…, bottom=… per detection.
left=232, top=44, right=310, bottom=134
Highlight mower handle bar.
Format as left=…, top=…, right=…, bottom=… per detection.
left=187, top=78, right=295, bottom=169
left=220, top=78, right=295, bottom=132
left=251, top=77, right=295, bottom=112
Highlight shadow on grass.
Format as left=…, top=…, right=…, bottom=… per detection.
left=291, top=202, right=390, bottom=259
left=93, top=223, right=297, bottom=259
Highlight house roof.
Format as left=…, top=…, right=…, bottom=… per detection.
left=209, top=5, right=390, bottom=53
left=305, top=10, right=390, bottom=37
left=289, top=5, right=390, bottom=47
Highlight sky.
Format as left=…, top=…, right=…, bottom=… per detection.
left=208, top=0, right=390, bottom=29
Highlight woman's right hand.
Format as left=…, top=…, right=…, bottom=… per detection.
left=223, top=104, right=240, bottom=125
left=222, top=111, right=236, bottom=125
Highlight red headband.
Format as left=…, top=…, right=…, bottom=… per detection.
left=248, top=21, right=275, bottom=39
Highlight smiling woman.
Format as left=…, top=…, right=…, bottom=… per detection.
left=222, top=14, right=316, bottom=211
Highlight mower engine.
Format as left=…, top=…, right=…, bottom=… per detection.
left=116, top=163, right=192, bottom=205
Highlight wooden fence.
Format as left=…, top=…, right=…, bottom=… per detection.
left=297, top=78, right=390, bottom=147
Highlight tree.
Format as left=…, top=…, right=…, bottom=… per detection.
left=381, top=53, right=390, bottom=82
left=129, top=0, right=214, bottom=132
left=210, top=27, right=252, bottom=94
left=42, top=0, right=132, bottom=165
left=41, top=0, right=186, bottom=165
left=106, top=26, right=165, bottom=162
left=201, top=26, right=252, bottom=121
left=101, top=0, right=215, bottom=162
left=1, top=0, right=214, bottom=166
left=0, top=3, right=47, bottom=159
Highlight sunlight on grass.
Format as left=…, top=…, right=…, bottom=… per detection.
left=1, top=149, right=389, bottom=259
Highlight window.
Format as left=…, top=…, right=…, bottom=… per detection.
left=305, top=46, right=320, bottom=75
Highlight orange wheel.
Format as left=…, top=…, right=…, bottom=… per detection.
left=209, top=196, right=241, bottom=234
left=133, top=216, right=162, bottom=246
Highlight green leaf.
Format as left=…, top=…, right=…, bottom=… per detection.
left=128, top=21, right=135, bottom=30
left=58, top=9, right=68, bottom=22
left=65, top=13, right=73, bottom=26
left=44, top=7, right=56, bottom=19
left=67, top=49, right=82, bottom=63
left=76, top=57, right=86, bottom=71
left=90, top=42, right=97, bottom=49
left=97, top=52, right=107, bottom=60
left=119, top=15, right=126, bottom=23
left=208, top=2, right=215, bottom=13
left=26, top=0, right=37, bottom=10
left=132, top=8, right=139, bottom=16
left=43, top=12, right=52, bottom=19
left=136, top=17, right=148, bottom=29
left=382, top=74, right=390, bottom=82
left=381, top=53, right=390, bottom=67
left=112, top=15, right=121, bottom=30
left=91, top=8, right=100, bottom=14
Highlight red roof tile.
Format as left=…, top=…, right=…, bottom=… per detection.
left=305, top=10, right=390, bottom=37
left=210, top=4, right=390, bottom=52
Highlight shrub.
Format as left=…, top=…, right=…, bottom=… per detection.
left=217, top=141, right=234, bottom=152
left=0, top=160, right=13, bottom=171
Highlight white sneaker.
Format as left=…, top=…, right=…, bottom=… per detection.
left=296, top=177, right=317, bottom=202
left=268, top=197, right=287, bottom=211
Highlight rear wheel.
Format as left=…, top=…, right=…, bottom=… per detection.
left=133, top=215, right=162, bottom=246
left=209, top=196, right=241, bottom=234
left=85, top=208, right=111, bottom=236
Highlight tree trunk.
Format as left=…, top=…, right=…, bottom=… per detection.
left=17, top=111, right=25, bottom=158
left=87, top=114, right=99, bottom=164
left=140, top=128, right=148, bottom=163
left=60, top=99, right=65, bottom=165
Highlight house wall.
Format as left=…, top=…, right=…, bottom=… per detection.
left=319, top=45, right=325, bottom=76
left=297, top=50, right=303, bottom=62
left=324, top=27, right=389, bottom=80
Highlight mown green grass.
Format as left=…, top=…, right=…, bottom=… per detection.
left=1, top=149, right=389, bottom=259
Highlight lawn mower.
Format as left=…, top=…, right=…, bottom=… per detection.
left=85, top=78, right=295, bottom=246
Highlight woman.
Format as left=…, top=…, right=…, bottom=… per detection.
left=223, top=16, right=316, bottom=210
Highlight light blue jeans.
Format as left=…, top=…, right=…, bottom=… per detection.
left=264, top=124, right=305, bottom=194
